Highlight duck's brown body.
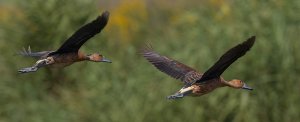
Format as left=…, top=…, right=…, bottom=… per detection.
left=171, top=71, right=225, bottom=96
left=43, top=52, right=87, bottom=68
left=18, top=11, right=111, bottom=73
left=190, top=78, right=225, bottom=96
left=142, top=36, right=256, bottom=99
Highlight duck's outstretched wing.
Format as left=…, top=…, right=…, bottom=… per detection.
left=195, top=36, right=256, bottom=83
left=141, top=45, right=202, bottom=84
left=49, top=11, right=109, bottom=55
left=17, top=46, right=53, bottom=58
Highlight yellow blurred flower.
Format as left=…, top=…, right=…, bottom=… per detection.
left=108, top=0, right=148, bottom=44
left=209, top=0, right=231, bottom=21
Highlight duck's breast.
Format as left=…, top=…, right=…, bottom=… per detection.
left=192, top=79, right=223, bottom=96
left=49, top=53, right=81, bottom=67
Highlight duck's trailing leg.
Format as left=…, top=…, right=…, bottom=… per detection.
left=18, top=66, right=39, bottom=73
left=167, top=86, right=194, bottom=100
left=18, top=57, right=54, bottom=74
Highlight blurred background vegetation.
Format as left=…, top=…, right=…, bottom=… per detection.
left=0, top=0, right=299, bottom=122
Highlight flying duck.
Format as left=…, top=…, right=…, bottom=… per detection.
left=142, top=36, right=255, bottom=99
left=18, top=11, right=111, bottom=74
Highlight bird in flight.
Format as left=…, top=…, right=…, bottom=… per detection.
left=18, top=11, right=111, bottom=74
left=142, top=36, right=256, bottom=99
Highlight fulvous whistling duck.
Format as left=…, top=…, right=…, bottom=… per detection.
left=142, top=36, right=256, bottom=99
left=18, top=11, right=111, bottom=74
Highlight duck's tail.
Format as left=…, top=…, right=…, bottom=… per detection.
left=16, top=46, right=53, bottom=58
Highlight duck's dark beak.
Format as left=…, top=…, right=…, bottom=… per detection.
left=242, top=83, right=253, bottom=90
left=100, top=57, right=112, bottom=63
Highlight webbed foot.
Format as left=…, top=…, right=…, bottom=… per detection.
left=18, top=66, right=38, bottom=74
left=167, top=86, right=194, bottom=100
left=167, top=92, right=184, bottom=100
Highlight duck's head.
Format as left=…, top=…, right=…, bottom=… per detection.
left=87, top=53, right=112, bottom=63
left=228, top=79, right=253, bottom=90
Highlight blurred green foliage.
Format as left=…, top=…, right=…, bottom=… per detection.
left=0, top=0, right=300, bottom=122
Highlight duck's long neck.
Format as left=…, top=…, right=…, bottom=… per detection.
left=78, top=52, right=90, bottom=61
left=222, top=80, right=240, bottom=89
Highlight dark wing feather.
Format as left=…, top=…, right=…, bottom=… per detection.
left=141, top=45, right=199, bottom=83
left=195, top=36, right=256, bottom=83
left=49, top=11, right=109, bottom=55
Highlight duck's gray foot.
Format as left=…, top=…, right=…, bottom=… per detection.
left=18, top=66, right=38, bottom=74
left=167, top=86, right=194, bottom=100
left=167, top=93, right=184, bottom=100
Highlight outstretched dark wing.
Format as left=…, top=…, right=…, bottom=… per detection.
left=141, top=45, right=201, bottom=83
left=195, top=36, right=256, bottom=83
left=49, top=11, right=109, bottom=55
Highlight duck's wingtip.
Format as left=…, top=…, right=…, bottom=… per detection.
left=100, top=11, right=110, bottom=19
left=244, top=36, right=256, bottom=47
left=102, top=10, right=110, bottom=14
left=250, top=35, right=256, bottom=40
left=139, top=41, right=154, bottom=54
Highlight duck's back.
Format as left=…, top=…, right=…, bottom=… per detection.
left=181, top=71, right=203, bottom=84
